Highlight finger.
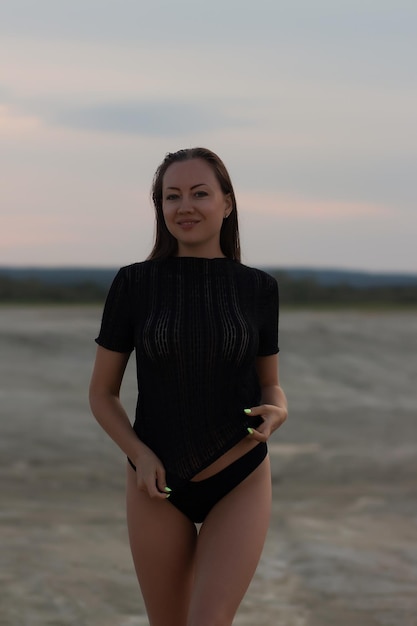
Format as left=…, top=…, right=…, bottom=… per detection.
left=155, top=467, right=172, bottom=498
left=244, top=406, right=265, bottom=417
left=146, top=476, right=169, bottom=499
left=246, top=427, right=268, bottom=442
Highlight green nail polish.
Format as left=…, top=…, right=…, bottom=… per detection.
left=166, top=493, right=171, bottom=499
left=244, top=408, right=252, bottom=414
left=247, top=427, right=254, bottom=435
left=164, top=487, right=172, bottom=493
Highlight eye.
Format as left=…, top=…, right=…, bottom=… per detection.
left=165, top=193, right=179, bottom=201
left=194, top=190, right=208, bottom=198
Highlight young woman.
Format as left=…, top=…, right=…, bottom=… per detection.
left=89, top=147, right=288, bottom=626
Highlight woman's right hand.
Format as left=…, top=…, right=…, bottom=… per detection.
left=133, top=445, right=171, bottom=500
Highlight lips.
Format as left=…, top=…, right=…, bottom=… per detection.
left=177, top=220, right=200, bottom=229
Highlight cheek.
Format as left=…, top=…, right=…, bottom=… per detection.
left=161, top=208, right=175, bottom=235
left=162, top=205, right=174, bottom=223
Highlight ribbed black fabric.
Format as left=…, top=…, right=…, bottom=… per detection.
left=95, top=257, right=279, bottom=481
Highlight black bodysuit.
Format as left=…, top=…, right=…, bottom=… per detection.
left=95, top=257, right=279, bottom=493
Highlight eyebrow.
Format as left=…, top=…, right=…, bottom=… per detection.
left=165, top=183, right=208, bottom=191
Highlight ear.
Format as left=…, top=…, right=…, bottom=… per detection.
left=224, top=194, right=233, bottom=218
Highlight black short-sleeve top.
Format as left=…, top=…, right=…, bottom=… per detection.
left=95, top=257, right=279, bottom=483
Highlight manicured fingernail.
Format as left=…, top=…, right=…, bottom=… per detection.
left=164, top=487, right=172, bottom=493
left=244, top=408, right=252, bottom=414
left=166, top=493, right=171, bottom=499
left=247, top=427, right=254, bottom=435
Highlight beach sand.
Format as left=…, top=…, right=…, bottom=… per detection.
left=1, top=306, right=417, bottom=626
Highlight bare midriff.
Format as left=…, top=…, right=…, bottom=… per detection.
left=190, top=436, right=260, bottom=482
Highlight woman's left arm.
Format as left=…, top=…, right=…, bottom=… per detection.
left=246, top=353, right=288, bottom=442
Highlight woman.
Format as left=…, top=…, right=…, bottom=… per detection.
left=89, top=147, right=288, bottom=626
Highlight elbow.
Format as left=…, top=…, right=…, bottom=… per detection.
left=89, top=382, right=119, bottom=416
left=88, top=385, right=100, bottom=419
left=88, top=376, right=97, bottom=407
left=88, top=383, right=109, bottom=419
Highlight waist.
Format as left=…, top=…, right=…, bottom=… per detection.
left=191, top=436, right=262, bottom=481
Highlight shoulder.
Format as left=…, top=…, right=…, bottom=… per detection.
left=118, top=260, right=153, bottom=274
left=116, top=260, right=157, bottom=282
left=105, top=261, right=157, bottom=299
left=233, top=262, right=278, bottom=290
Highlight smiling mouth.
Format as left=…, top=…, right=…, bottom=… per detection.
left=177, top=221, right=200, bottom=227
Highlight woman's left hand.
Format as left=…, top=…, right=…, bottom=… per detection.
left=245, top=404, right=288, bottom=442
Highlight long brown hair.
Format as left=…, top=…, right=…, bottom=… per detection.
left=148, top=147, right=241, bottom=261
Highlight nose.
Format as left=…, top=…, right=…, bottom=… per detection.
left=177, top=196, right=195, bottom=213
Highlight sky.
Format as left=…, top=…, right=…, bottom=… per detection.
left=1, top=0, right=416, bottom=273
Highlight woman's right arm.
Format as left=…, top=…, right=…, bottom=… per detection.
left=89, top=346, right=169, bottom=498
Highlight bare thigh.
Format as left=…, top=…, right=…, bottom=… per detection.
left=187, top=455, right=272, bottom=626
left=126, top=464, right=197, bottom=626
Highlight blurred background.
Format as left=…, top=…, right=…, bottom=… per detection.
left=1, top=2, right=417, bottom=626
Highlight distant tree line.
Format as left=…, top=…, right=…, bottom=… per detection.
left=1, top=271, right=416, bottom=307
left=270, top=271, right=417, bottom=307
left=0, top=275, right=105, bottom=303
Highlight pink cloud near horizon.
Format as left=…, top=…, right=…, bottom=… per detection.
left=238, top=191, right=391, bottom=221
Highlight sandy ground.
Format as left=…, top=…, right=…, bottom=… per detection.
left=1, top=305, right=417, bottom=626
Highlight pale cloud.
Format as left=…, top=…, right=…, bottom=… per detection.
left=0, top=104, right=42, bottom=135
left=0, top=37, right=278, bottom=101
left=49, top=101, right=235, bottom=137
left=239, top=203, right=417, bottom=273
left=1, top=210, right=154, bottom=267
left=1, top=215, right=77, bottom=248
left=238, top=192, right=391, bottom=220
left=0, top=38, right=158, bottom=100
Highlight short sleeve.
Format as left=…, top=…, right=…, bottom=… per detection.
left=95, top=267, right=134, bottom=353
left=257, top=273, right=279, bottom=356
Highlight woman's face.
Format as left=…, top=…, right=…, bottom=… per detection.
left=162, top=158, right=232, bottom=258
